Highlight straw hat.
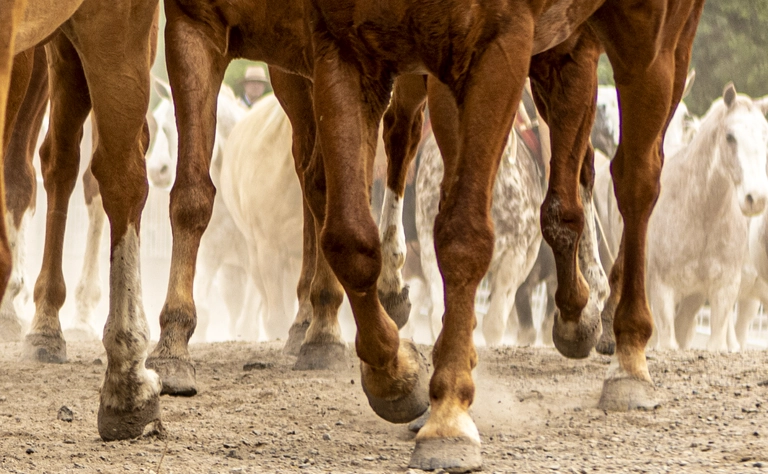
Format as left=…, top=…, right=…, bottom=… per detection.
left=242, top=66, right=269, bottom=83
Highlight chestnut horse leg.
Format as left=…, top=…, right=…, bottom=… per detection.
left=0, top=0, right=27, bottom=313
left=312, top=44, right=430, bottom=425
left=591, top=0, right=705, bottom=411
left=377, top=74, right=427, bottom=330
left=529, top=27, right=606, bottom=359
left=69, top=161, right=104, bottom=341
left=56, top=0, right=163, bottom=439
left=409, top=36, right=531, bottom=472
left=271, top=70, right=348, bottom=369
left=1, top=45, right=45, bottom=342
left=21, top=35, right=91, bottom=363
left=146, top=0, right=228, bottom=395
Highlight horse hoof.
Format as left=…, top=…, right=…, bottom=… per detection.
left=293, top=342, right=348, bottom=370
left=517, top=326, right=537, bottom=347
left=595, top=338, right=615, bottom=356
left=361, top=340, right=429, bottom=424
left=21, top=333, right=67, bottom=363
left=283, top=320, right=309, bottom=356
left=408, top=408, right=430, bottom=433
left=598, top=377, right=658, bottom=412
left=64, top=326, right=99, bottom=342
left=552, top=299, right=601, bottom=359
left=379, top=285, right=411, bottom=329
left=409, top=437, right=482, bottom=473
left=145, top=358, right=197, bottom=396
left=98, top=393, right=164, bottom=441
left=0, top=316, right=23, bottom=342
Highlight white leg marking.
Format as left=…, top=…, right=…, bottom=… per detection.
left=101, top=225, right=161, bottom=410
left=378, top=188, right=406, bottom=295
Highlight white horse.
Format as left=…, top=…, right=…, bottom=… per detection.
left=69, top=79, right=251, bottom=342
left=647, top=83, right=768, bottom=352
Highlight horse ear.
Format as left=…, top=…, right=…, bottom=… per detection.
left=754, top=96, right=768, bottom=116
left=681, top=69, right=695, bottom=100
left=151, top=75, right=173, bottom=101
left=723, top=82, right=737, bottom=108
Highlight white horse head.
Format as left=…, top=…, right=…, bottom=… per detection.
left=706, top=83, right=768, bottom=216
left=146, top=77, right=247, bottom=189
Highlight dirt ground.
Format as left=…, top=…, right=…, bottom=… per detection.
left=0, top=340, right=766, bottom=474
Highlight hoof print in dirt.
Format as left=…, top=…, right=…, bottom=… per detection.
left=98, top=396, right=164, bottom=442
left=145, top=358, right=197, bottom=396
left=362, top=341, right=429, bottom=424
left=598, top=377, right=659, bottom=412
left=409, top=437, right=482, bottom=473
left=21, top=333, right=67, bottom=364
left=294, top=342, right=348, bottom=371
left=283, top=320, right=310, bottom=356
left=379, top=286, right=411, bottom=329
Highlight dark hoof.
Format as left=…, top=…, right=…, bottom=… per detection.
left=595, top=338, right=615, bottom=356
left=0, top=316, right=23, bottom=342
left=409, top=437, right=482, bottom=473
left=283, top=320, right=309, bottom=356
left=21, top=333, right=67, bottom=363
left=552, top=299, right=601, bottom=359
left=408, top=408, right=430, bottom=433
left=145, top=358, right=197, bottom=396
left=598, top=377, right=658, bottom=412
left=293, top=342, right=348, bottom=371
left=379, top=285, right=411, bottom=329
left=362, top=340, right=429, bottom=424
left=98, top=394, right=164, bottom=441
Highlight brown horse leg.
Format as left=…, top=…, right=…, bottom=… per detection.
left=147, top=0, right=229, bottom=396
left=271, top=69, right=348, bottom=369
left=60, top=0, right=162, bottom=439
left=0, top=46, right=43, bottom=342
left=22, top=35, right=92, bottom=363
left=378, top=74, right=427, bottom=329
left=529, top=27, right=604, bottom=359
left=591, top=0, right=705, bottom=411
left=312, top=45, right=429, bottom=424
left=410, top=37, right=531, bottom=473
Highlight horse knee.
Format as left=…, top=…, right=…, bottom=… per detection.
left=321, top=216, right=381, bottom=293
left=169, top=177, right=216, bottom=236
left=434, top=212, right=494, bottom=285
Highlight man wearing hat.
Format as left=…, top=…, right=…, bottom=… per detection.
left=240, top=65, right=270, bottom=107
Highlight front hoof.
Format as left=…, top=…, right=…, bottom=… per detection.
left=293, top=341, right=348, bottom=370
left=598, top=377, right=658, bottom=412
left=409, top=437, right=482, bottom=473
left=283, top=320, right=309, bottom=356
left=361, top=340, right=429, bottom=424
left=98, top=394, right=164, bottom=441
left=145, top=358, right=197, bottom=396
left=517, top=325, right=537, bottom=347
left=21, top=333, right=67, bottom=363
left=0, top=316, right=23, bottom=342
left=379, top=285, right=411, bottom=329
left=552, top=299, right=601, bottom=359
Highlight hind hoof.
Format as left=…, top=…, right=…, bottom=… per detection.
left=0, top=316, right=23, bottom=342
left=552, top=299, right=601, bottom=359
left=517, top=326, right=537, bottom=347
left=98, top=394, right=164, bottom=441
left=379, top=286, right=411, bottom=329
left=598, top=377, right=658, bottom=412
left=21, top=333, right=67, bottom=363
left=145, top=358, right=197, bottom=396
left=409, top=437, right=482, bottom=473
left=362, top=340, right=429, bottom=424
left=595, top=337, right=615, bottom=356
left=283, top=320, right=309, bottom=356
left=294, top=341, right=348, bottom=370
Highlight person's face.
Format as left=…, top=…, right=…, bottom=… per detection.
left=245, top=81, right=267, bottom=102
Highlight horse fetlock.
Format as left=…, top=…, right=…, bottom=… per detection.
left=360, top=340, right=429, bottom=423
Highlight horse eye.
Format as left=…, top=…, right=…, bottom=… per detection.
left=726, top=133, right=736, bottom=144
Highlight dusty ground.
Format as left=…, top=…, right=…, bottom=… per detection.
left=0, top=340, right=766, bottom=474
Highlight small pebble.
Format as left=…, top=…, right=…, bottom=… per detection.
left=322, top=433, right=331, bottom=441
left=58, top=405, right=74, bottom=422
left=93, top=358, right=103, bottom=365
left=26, top=447, right=35, bottom=454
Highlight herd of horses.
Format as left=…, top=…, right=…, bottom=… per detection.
left=3, top=0, right=753, bottom=471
